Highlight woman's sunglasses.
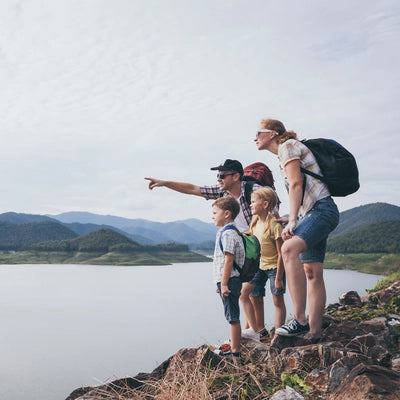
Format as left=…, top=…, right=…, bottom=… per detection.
left=255, top=129, right=273, bottom=139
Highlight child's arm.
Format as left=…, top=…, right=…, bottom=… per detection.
left=274, top=237, right=285, bottom=291
left=220, top=252, right=234, bottom=297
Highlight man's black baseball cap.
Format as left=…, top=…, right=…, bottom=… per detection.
left=210, top=159, right=243, bottom=175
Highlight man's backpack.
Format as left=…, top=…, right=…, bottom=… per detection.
left=219, top=224, right=260, bottom=282
left=242, top=162, right=275, bottom=206
left=300, top=138, right=360, bottom=197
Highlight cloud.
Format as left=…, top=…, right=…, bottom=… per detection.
left=0, top=0, right=398, bottom=221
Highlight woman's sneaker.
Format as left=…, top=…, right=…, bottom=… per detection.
left=275, top=319, right=310, bottom=337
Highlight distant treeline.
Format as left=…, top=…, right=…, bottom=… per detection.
left=327, top=220, right=400, bottom=253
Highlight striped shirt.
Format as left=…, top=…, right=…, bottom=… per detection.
left=278, top=139, right=330, bottom=218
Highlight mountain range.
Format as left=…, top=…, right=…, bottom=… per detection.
left=0, top=202, right=399, bottom=252
left=49, top=211, right=218, bottom=245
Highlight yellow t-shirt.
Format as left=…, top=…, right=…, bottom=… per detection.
left=253, top=218, right=283, bottom=270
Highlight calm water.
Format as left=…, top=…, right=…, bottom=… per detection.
left=0, top=263, right=384, bottom=400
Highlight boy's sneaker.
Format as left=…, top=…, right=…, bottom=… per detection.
left=213, top=344, right=241, bottom=362
left=241, top=327, right=260, bottom=342
left=275, top=319, right=310, bottom=337
left=222, top=351, right=241, bottom=358
left=213, top=343, right=231, bottom=355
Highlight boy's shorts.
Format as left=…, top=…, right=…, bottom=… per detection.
left=295, top=196, right=339, bottom=263
left=217, top=277, right=242, bottom=323
left=249, top=268, right=286, bottom=297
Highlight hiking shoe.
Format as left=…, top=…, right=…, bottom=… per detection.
left=275, top=319, right=310, bottom=337
left=241, top=328, right=260, bottom=342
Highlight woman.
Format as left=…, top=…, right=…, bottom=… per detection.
left=254, top=118, right=339, bottom=341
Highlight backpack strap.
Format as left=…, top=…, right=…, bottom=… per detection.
left=298, top=137, right=324, bottom=206
left=300, top=167, right=324, bottom=181
left=244, top=180, right=281, bottom=209
left=299, top=168, right=325, bottom=206
left=218, top=224, right=242, bottom=273
left=301, top=174, right=306, bottom=206
left=218, top=224, right=240, bottom=252
left=244, top=181, right=255, bottom=207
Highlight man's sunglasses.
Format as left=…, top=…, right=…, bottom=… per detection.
left=217, top=173, right=236, bottom=179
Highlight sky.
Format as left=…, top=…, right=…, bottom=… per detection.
left=0, top=0, right=399, bottom=223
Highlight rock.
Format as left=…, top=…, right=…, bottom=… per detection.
left=163, top=346, right=221, bottom=381
left=392, top=355, right=400, bottom=371
left=326, top=364, right=400, bottom=400
left=65, top=358, right=171, bottom=400
left=339, top=290, right=362, bottom=307
left=270, top=386, right=305, bottom=399
left=327, top=355, right=368, bottom=392
left=345, top=332, right=391, bottom=366
left=376, top=281, right=400, bottom=304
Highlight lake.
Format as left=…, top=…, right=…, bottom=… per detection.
left=0, top=263, right=385, bottom=400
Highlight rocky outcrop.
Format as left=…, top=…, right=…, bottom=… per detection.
left=67, top=279, right=400, bottom=399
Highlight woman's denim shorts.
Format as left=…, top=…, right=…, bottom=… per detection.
left=295, top=196, right=339, bottom=263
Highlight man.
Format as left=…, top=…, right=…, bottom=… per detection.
left=145, top=159, right=261, bottom=232
left=145, top=158, right=273, bottom=341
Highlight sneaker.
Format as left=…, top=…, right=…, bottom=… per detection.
left=275, top=319, right=310, bottom=337
left=213, top=343, right=231, bottom=355
left=259, top=328, right=269, bottom=342
left=222, top=351, right=241, bottom=358
left=241, top=327, right=260, bottom=342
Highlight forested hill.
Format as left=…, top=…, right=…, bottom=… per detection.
left=27, top=228, right=191, bottom=253
left=0, top=221, right=78, bottom=250
left=331, top=202, right=400, bottom=237
left=327, top=220, right=400, bottom=253
left=28, top=228, right=141, bottom=252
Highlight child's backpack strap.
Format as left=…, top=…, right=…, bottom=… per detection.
left=219, top=224, right=240, bottom=252
left=218, top=224, right=242, bottom=273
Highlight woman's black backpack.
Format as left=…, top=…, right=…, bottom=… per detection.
left=300, top=138, right=360, bottom=197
